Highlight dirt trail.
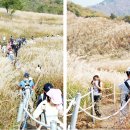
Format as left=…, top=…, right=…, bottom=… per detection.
left=76, top=97, right=130, bottom=129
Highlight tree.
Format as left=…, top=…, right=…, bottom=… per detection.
left=1, top=0, right=23, bottom=14
left=123, top=16, right=130, bottom=23
left=110, top=13, right=117, bottom=19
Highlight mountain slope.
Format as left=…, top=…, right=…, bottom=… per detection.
left=0, top=0, right=63, bottom=14
left=67, top=2, right=105, bottom=17
left=90, top=0, right=130, bottom=16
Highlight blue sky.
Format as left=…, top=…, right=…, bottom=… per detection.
left=71, top=0, right=104, bottom=7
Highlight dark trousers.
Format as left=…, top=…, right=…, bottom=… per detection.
left=94, top=95, right=101, bottom=117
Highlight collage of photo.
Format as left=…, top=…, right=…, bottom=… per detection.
left=0, top=0, right=130, bottom=130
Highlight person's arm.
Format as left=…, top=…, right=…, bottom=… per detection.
left=17, top=82, right=22, bottom=90
left=95, top=81, right=102, bottom=91
left=33, top=101, right=46, bottom=119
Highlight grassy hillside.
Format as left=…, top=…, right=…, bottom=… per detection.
left=68, top=13, right=130, bottom=59
left=0, top=8, right=63, bottom=39
left=67, top=2, right=105, bottom=17
left=0, top=0, right=63, bottom=14
left=0, top=9, right=63, bottom=129
left=67, top=10, right=130, bottom=129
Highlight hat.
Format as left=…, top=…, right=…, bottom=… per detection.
left=46, top=89, right=62, bottom=105
left=43, top=83, right=53, bottom=92
left=126, top=67, right=130, bottom=72
left=24, top=72, right=29, bottom=78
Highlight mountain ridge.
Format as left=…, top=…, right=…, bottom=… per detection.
left=90, top=0, right=130, bottom=16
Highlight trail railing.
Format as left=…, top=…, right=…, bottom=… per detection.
left=17, top=89, right=62, bottom=130
left=67, top=86, right=130, bottom=129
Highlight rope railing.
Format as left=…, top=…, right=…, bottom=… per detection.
left=24, top=108, right=50, bottom=128
left=79, top=99, right=130, bottom=121
left=66, top=98, right=75, bottom=114
left=67, top=86, right=130, bottom=129
left=67, top=105, right=93, bottom=117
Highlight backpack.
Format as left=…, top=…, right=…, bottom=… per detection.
left=22, top=80, right=31, bottom=91
left=98, top=81, right=102, bottom=93
left=37, top=93, right=46, bottom=107
left=124, top=80, right=130, bottom=102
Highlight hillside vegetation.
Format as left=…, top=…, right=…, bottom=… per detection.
left=68, top=12, right=130, bottom=60
left=0, top=9, right=63, bottom=129
left=0, top=8, right=62, bottom=39
left=67, top=2, right=105, bottom=17
left=0, top=0, right=63, bottom=14
left=67, top=11, right=130, bottom=129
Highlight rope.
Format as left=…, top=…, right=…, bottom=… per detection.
left=103, top=87, right=113, bottom=90
left=24, top=108, right=50, bottom=128
left=67, top=105, right=93, bottom=117
left=102, top=93, right=114, bottom=98
left=67, top=91, right=92, bottom=102
left=79, top=99, right=130, bottom=120
left=81, top=91, right=91, bottom=98
left=66, top=98, right=75, bottom=114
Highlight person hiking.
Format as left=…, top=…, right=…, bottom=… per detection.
left=36, top=65, right=42, bottom=74
left=119, top=67, right=130, bottom=117
left=13, top=43, right=19, bottom=57
left=18, top=72, right=35, bottom=90
left=22, top=37, right=27, bottom=45
left=37, top=83, right=53, bottom=107
left=18, top=73, right=35, bottom=111
left=33, top=88, right=63, bottom=130
left=8, top=49, right=15, bottom=64
left=2, top=45, right=7, bottom=54
left=91, top=75, right=102, bottom=117
left=10, top=36, right=14, bottom=49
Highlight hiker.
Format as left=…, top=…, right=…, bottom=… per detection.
left=2, top=45, right=7, bottom=54
left=36, top=65, right=42, bottom=74
left=91, top=75, right=102, bottom=117
left=2, top=35, right=6, bottom=44
left=18, top=72, right=35, bottom=90
left=33, top=88, right=63, bottom=130
left=10, top=36, right=14, bottom=49
left=18, top=73, right=35, bottom=111
left=8, top=49, right=15, bottom=64
left=13, top=43, right=19, bottom=57
left=31, top=36, right=34, bottom=40
left=36, top=83, right=53, bottom=129
left=37, top=83, right=53, bottom=107
left=119, top=67, right=130, bottom=117
left=22, top=37, right=27, bottom=44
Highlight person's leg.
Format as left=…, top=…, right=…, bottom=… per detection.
left=94, top=96, right=101, bottom=117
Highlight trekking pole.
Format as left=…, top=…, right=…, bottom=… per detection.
left=91, top=87, right=95, bottom=124
left=50, top=120, right=57, bottom=130
left=34, top=73, right=42, bottom=90
left=70, top=93, right=81, bottom=130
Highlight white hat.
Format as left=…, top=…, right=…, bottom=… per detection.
left=127, top=67, right=130, bottom=72
left=46, top=89, right=62, bottom=105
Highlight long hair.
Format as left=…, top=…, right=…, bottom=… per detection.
left=91, top=75, right=101, bottom=87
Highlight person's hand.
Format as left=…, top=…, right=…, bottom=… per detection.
left=41, top=104, right=46, bottom=110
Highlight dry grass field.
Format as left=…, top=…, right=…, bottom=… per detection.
left=0, top=9, right=63, bottom=129
left=0, top=8, right=63, bottom=38
left=67, top=11, right=130, bottom=129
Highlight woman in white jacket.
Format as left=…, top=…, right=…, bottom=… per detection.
left=33, top=88, right=63, bottom=130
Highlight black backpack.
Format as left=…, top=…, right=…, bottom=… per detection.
left=124, top=80, right=130, bottom=102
